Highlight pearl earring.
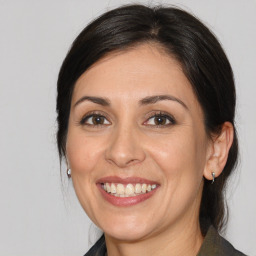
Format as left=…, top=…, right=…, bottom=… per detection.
left=67, top=168, right=71, bottom=178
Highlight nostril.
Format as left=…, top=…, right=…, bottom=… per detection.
left=105, top=156, right=144, bottom=168
left=126, top=158, right=137, bottom=165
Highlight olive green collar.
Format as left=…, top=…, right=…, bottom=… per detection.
left=197, top=225, right=246, bottom=256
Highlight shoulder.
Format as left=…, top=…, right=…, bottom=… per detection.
left=84, top=234, right=106, bottom=256
left=84, top=227, right=247, bottom=256
left=197, top=226, right=247, bottom=256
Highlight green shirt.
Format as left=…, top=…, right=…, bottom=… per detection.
left=84, top=226, right=247, bottom=256
left=197, top=226, right=246, bottom=256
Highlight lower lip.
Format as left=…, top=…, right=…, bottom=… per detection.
left=97, top=184, right=158, bottom=207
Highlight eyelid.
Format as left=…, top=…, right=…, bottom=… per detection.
left=77, top=110, right=176, bottom=127
left=143, top=111, right=176, bottom=126
left=79, top=111, right=111, bottom=126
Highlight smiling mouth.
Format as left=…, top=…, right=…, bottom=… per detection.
left=101, top=183, right=158, bottom=197
left=97, top=176, right=159, bottom=206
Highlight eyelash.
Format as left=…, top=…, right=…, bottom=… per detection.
left=144, top=111, right=176, bottom=127
left=79, top=111, right=176, bottom=128
left=79, top=111, right=111, bottom=127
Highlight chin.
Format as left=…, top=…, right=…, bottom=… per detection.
left=104, top=223, right=151, bottom=242
left=94, top=211, right=153, bottom=241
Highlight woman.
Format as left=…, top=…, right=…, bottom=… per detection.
left=56, top=4, right=246, bottom=256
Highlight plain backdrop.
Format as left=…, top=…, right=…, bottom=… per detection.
left=0, top=0, right=255, bottom=255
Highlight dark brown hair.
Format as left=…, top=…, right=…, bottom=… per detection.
left=56, top=4, right=238, bottom=236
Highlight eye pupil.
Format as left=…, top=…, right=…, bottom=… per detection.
left=154, top=116, right=166, bottom=125
left=92, top=116, right=104, bottom=125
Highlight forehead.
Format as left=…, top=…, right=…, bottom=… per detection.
left=72, top=44, right=200, bottom=110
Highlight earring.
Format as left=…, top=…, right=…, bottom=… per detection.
left=211, top=172, right=215, bottom=184
left=67, top=168, right=71, bottom=178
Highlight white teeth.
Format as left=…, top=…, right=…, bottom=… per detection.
left=111, top=183, right=116, bottom=194
left=116, top=184, right=125, bottom=195
left=125, top=184, right=134, bottom=195
left=141, top=184, right=147, bottom=193
left=152, top=184, right=157, bottom=189
left=102, top=182, right=157, bottom=197
left=135, top=183, right=142, bottom=194
left=106, top=183, right=111, bottom=193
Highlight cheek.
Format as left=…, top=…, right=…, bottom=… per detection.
left=66, top=130, right=105, bottom=176
left=147, top=128, right=207, bottom=192
left=149, top=133, right=201, bottom=171
left=146, top=131, right=206, bottom=217
left=66, top=130, right=107, bottom=223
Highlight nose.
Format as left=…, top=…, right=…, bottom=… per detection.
left=105, top=125, right=146, bottom=168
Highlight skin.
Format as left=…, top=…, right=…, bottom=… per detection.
left=66, top=44, right=234, bottom=256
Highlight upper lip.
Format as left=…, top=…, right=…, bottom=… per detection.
left=96, top=176, right=159, bottom=185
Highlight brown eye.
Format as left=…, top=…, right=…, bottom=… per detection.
left=154, top=116, right=167, bottom=125
left=81, top=114, right=111, bottom=126
left=144, top=113, right=175, bottom=127
left=92, top=115, right=105, bottom=125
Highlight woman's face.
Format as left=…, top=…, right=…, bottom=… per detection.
left=66, top=44, right=212, bottom=241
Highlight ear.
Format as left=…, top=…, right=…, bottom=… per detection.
left=203, top=122, right=234, bottom=181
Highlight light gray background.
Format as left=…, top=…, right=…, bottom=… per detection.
left=0, top=0, right=255, bottom=255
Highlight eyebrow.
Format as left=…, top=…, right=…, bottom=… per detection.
left=139, top=95, right=188, bottom=109
left=74, top=96, right=110, bottom=107
left=74, top=94, right=188, bottom=110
